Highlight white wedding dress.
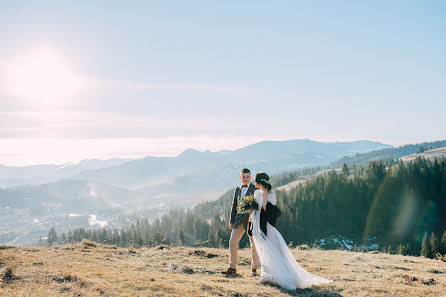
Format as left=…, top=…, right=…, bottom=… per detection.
left=250, top=189, right=332, bottom=290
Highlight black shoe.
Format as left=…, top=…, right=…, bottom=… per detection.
left=252, top=269, right=257, bottom=276
left=221, top=268, right=237, bottom=275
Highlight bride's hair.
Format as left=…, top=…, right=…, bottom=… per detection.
left=255, top=172, right=272, bottom=191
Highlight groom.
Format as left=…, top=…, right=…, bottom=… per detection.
left=222, top=168, right=260, bottom=276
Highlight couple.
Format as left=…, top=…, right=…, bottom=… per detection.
left=222, top=168, right=332, bottom=290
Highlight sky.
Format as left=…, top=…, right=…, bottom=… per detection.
left=0, top=0, right=445, bottom=166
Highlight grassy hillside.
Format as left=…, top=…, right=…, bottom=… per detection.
left=401, top=146, right=446, bottom=162
left=1, top=241, right=445, bottom=296
left=330, top=140, right=446, bottom=168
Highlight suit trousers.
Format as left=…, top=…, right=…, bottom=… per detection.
left=229, top=223, right=260, bottom=269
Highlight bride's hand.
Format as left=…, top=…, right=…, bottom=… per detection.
left=246, top=209, right=253, bottom=214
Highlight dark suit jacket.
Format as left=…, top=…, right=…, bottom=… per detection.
left=229, top=183, right=256, bottom=230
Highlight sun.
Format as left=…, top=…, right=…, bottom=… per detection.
left=6, top=48, right=84, bottom=106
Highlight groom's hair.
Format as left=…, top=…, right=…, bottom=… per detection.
left=241, top=168, right=250, bottom=174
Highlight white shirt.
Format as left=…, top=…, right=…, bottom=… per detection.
left=240, top=183, right=251, bottom=197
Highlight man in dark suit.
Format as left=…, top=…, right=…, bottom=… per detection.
left=222, top=168, right=260, bottom=276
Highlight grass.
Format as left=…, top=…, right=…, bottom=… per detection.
left=0, top=241, right=445, bottom=296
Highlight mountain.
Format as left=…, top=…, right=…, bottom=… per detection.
left=71, top=139, right=391, bottom=192
left=0, top=140, right=391, bottom=192
left=0, top=158, right=132, bottom=188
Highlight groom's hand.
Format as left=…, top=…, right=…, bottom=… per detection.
left=229, top=223, right=233, bottom=230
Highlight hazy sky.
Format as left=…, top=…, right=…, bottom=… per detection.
left=0, top=1, right=445, bottom=166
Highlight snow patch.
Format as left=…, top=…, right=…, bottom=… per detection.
left=342, top=240, right=353, bottom=250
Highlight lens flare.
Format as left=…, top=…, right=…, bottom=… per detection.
left=391, top=190, right=417, bottom=240
left=363, top=175, right=439, bottom=245
left=5, top=47, right=84, bottom=107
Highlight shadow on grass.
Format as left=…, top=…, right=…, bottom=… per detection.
left=223, top=272, right=244, bottom=279
left=264, top=283, right=342, bottom=297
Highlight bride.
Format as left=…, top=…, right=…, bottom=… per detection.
left=246, top=172, right=332, bottom=290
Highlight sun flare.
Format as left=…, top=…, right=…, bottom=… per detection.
left=6, top=48, right=84, bottom=105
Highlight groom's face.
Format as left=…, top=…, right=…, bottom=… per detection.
left=240, top=173, right=251, bottom=186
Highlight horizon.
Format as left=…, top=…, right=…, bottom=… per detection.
left=1, top=1, right=445, bottom=166
left=0, top=136, right=441, bottom=167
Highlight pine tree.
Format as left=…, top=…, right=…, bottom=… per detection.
left=121, top=230, right=127, bottom=247
left=430, top=232, right=439, bottom=257
left=404, top=243, right=411, bottom=255
left=421, top=232, right=432, bottom=258
left=440, top=230, right=446, bottom=255
left=342, top=163, right=350, bottom=177
left=68, top=229, right=73, bottom=243
left=61, top=232, right=67, bottom=244
left=47, top=227, right=58, bottom=245
left=396, top=243, right=411, bottom=255
left=178, top=229, right=185, bottom=246
left=145, top=231, right=150, bottom=247
left=352, top=164, right=358, bottom=178
left=153, top=232, right=163, bottom=245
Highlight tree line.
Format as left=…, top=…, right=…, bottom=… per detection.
left=44, top=156, right=446, bottom=258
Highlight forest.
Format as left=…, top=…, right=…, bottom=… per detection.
left=45, top=156, right=446, bottom=258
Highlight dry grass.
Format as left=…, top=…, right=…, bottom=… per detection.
left=276, top=169, right=335, bottom=192
left=0, top=241, right=445, bottom=297
left=401, top=146, right=446, bottom=162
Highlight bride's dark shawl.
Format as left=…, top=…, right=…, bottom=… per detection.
left=247, top=202, right=281, bottom=236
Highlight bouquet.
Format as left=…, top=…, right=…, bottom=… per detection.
left=236, top=194, right=259, bottom=214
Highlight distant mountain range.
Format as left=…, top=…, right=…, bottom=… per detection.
left=0, top=158, right=131, bottom=188
left=70, top=139, right=391, bottom=191
left=0, top=139, right=391, bottom=215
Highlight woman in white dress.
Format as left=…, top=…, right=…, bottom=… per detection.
left=247, top=172, right=332, bottom=290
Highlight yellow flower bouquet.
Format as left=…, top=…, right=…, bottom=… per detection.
left=236, top=194, right=259, bottom=214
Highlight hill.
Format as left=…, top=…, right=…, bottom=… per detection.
left=330, top=140, right=446, bottom=168
left=401, top=146, right=446, bottom=163
left=0, top=242, right=444, bottom=296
